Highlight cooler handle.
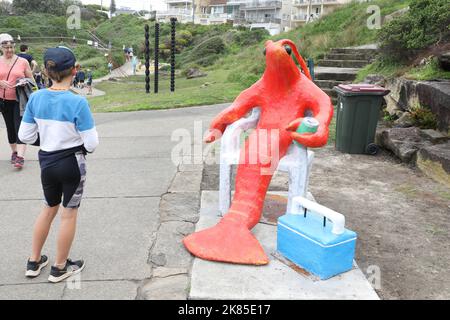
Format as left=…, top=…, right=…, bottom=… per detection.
left=291, top=196, right=345, bottom=235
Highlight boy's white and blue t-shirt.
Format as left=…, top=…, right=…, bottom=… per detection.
left=19, top=89, right=99, bottom=208
left=19, top=89, right=98, bottom=154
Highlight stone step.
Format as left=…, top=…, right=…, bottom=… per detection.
left=314, top=67, right=359, bottom=81
left=314, top=79, right=348, bottom=89
left=325, top=53, right=371, bottom=61
left=417, top=142, right=450, bottom=188
left=317, top=59, right=370, bottom=68
left=330, top=48, right=378, bottom=57
left=322, top=88, right=338, bottom=98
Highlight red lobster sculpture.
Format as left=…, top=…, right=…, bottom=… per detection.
left=183, top=39, right=334, bottom=265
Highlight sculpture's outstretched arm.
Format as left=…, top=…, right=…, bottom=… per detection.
left=205, top=83, right=261, bottom=143
left=286, top=91, right=333, bottom=148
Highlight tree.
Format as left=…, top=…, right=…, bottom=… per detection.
left=12, top=0, right=65, bottom=16
left=0, top=0, right=12, bottom=15
left=110, top=0, right=116, bottom=14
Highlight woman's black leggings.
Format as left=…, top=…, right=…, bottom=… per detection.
left=1, top=99, right=24, bottom=145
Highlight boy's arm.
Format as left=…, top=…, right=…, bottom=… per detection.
left=18, top=96, right=38, bottom=144
left=75, top=100, right=99, bottom=153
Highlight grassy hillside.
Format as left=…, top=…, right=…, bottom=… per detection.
left=356, top=0, right=450, bottom=82
left=212, top=0, right=413, bottom=86
left=0, top=11, right=115, bottom=77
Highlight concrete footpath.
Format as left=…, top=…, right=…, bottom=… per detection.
left=0, top=104, right=221, bottom=300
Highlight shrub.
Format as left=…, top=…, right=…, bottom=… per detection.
left=232, top=28, right=270, bottom=46
left=410, top=107, right=437, bottom=129
left=378, top=0, right=450, bottom=62
left=192, top=36, right=226, bottom=59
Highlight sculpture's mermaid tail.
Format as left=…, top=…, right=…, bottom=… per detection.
left=183, top=131, right=291, bottom=265
left=183, top=218, right=269, bottom=265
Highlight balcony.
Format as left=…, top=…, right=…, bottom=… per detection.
left=293, top=0, right=340, bottom=7
left=241, top=1, right=282, bottom=10
left=166, top=0, right=192, bottom=4
left=227, top=0, right=247, bottom=5
left=246, top=17, right=281, bottom=24
left=157, top=9, right=193, bottom=17
left=291, top=14, right=307, bottom=21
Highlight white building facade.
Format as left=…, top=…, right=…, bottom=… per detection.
left=291, top=0, right=352, bottom=26
left=158, top=0, right=352, bottom=34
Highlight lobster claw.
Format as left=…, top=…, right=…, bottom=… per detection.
left=204, top=129, right=223, bottom=144
left=290, top=126, right=329, bottom=148
left=285, top=117, right=304, bottom=132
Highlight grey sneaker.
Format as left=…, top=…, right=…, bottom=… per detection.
left=25, top=255, right=49, bottom=278
left=48, top=259, right=85, bottom=283
left=14, top=156, right=24, bottom=169
left=11, top=152, right=18, bottom=164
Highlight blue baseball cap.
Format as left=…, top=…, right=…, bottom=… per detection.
left=44, top=46, right=76, bottom=71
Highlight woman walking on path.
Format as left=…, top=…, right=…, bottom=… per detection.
left=0, top=33, right=35, bottom=169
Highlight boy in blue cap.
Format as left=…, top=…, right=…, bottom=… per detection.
left=19, top=46, right=99, bottom=283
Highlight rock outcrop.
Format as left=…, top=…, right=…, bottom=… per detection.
left=384, top=78, right=450, bottom=133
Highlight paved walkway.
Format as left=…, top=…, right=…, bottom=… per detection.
left=0, top=104, right=224, bottom=299
left=70, top=86, right=106, bottom=98
left=93, top=61, right=135, bottom=84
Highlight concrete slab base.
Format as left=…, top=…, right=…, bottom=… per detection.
left=188, top=191, right=379, bottom=300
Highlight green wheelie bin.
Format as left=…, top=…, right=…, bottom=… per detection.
left=333, top=84, right=390, bottom=155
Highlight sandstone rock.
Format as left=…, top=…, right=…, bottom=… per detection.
left=185, top=68, right=207, bottom=79
left=416, top=81, right=450, bottom=133
left=384, top=78, right=450, bottom=132
left=385, top=95, right=404, bottom=117
left=417, top=142, right=450, bottom=188
left=393, top=112, right=414, bottom=128
left=377, top=127, right=431, bottom=163
left=364, top=74, right=386, bottom=86
left=420, top=129, right=449, bottom=145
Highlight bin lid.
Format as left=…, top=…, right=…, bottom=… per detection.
left=333, top=84, right=390, bottom=96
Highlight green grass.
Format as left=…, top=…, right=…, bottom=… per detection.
left=23, top=41, right=113, bottom=78
left=88, top=69, right=246, bottom=112
left=406, top=58, right=450, bottom=80
left=355, top=57, right=450, bottom=82
left=355, top=59, right=408, bottom=82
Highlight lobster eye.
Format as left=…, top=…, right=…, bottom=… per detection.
left=263, top=48, right=266, bottom=56
left=284, top=45, right=292, bottom=55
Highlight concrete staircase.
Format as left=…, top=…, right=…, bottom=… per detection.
left=314, top=46, right=379, bottom=104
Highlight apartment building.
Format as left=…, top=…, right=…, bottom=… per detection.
left=158, top=0, right=194, bottom=23
left=159, top=0, right=351, bottom=33
left=291, top=0, right=352, bottom=26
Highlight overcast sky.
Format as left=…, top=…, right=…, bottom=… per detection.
left=81, top=0, right=167, bottom=12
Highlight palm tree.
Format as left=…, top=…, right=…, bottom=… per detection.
left=110, top=0, right=116, bottom=14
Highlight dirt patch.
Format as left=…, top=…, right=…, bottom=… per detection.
left=202, top=145, right=450, bottom=299
left=309, top=146, right=450, bottom=299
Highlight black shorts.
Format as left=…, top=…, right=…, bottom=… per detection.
left=41, top=151, right=87, bottom=208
